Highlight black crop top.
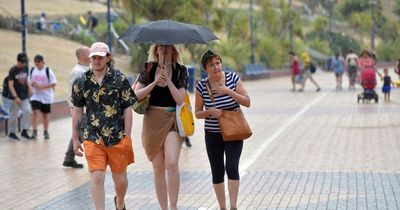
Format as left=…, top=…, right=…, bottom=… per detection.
left=137, top=62, right=188, bottom=107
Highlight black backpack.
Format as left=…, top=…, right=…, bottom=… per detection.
left=309, top=62, right=317, bottom=73
left=3, top=66, right=29, bottom=98
left=2, top=76, right=9, bottom=97
left=30, top=67, right=50, bottom=82
left=92, top=16, right=98, bottom=28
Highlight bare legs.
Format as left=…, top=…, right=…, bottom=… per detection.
left=228, top=179, right=239, bottom=208
left=213, top=180, right=240, bottom=209
left=89, top=170, right=128, bottom=210
left=90, top=170, right=106, bottom=210
left=113, top=171, right=128, bottom=210
left=300, top=74, right=320, bottom=92
left=32, top=110, right=40, bottom=131
left=152, top=131, right=182, bottom=210
left=43, top=113, right=49, bottom=131
left=32, top=110, right=50, bottom=135
left=384, top=93, right=391, bottom=102
left=214, top=183, right=226, bottom=208
left=335, top=74, right=343, bottom=89
left=290, top=74, right=296, bottom=91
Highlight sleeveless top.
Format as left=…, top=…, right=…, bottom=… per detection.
left=138, top=62, right=188, bottom=107
left=196, top=72, right=240, bottom=132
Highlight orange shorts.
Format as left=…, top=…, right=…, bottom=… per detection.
left=83, top=135, right=134, bottom=173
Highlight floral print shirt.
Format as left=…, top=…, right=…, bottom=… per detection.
left=72, top=67, right=136, bottom=147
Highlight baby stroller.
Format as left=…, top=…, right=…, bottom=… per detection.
left=357, top=68, right=378, bottom=103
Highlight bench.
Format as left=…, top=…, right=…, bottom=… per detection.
left=1, top=111, right=23, bottom=135
left=243, top=63, right=269, bottom=79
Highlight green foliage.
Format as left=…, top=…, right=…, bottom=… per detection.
left=215, top=37, right=249, bottom=73
left=112, top=17, right=129, bottom=35
left=254, top=36, right=288, bottom=69
left=339, top=0, right=369, bottom=18
left=305, top=31, right=360, bottom=55
left=376, top=39, right=400, bottom=61
left=307, top=37, right=331, bottom=55
left=312, top=16, right=328, bottom=32
left=395, top=0, right=400, bottom=15
left=378, top=20, right=400, bottom=42
left=130, top=44, right=151, bottom=73
left=70, top=31, right=96, bottom=46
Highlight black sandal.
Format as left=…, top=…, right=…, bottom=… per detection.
left=114, top=196, right=126, bottom=210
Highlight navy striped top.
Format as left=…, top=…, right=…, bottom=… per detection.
left=196, top=72, right=241, bottom=132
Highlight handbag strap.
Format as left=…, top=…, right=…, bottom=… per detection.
left=205, top=76, right=240, bottom=110
left=205, top=78, right=216, bottom=109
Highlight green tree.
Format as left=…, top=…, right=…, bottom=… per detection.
left=312, top=16, right=328, bottom=32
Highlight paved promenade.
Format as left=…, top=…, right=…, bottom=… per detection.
left=1, top=71, right=400, bottom=210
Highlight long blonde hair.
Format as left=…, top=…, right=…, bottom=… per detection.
left=147, top=44, right=182, bottom=64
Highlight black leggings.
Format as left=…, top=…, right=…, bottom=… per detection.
left=205, top=131, right=243, bottom=184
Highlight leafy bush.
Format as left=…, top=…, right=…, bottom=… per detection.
left=376, top=39, right=400, bottom=61
left=305, top=31, right=360, bottom=55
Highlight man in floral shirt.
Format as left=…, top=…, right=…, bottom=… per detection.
left=71, top=42, right=136, bottom=210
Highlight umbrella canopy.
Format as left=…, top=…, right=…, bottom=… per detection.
left=119, top=20, right=218, bottom=45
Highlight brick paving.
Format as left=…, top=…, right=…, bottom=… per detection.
left=1, top=71, right=400, bottom=209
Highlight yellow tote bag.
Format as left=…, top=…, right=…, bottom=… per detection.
left=176, top=93, right=195, bottom=137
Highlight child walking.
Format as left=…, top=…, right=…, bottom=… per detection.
left=380, top=68, right=395, bottom=103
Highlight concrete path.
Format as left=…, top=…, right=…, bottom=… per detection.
left=1, top=70, right=400, bottom=210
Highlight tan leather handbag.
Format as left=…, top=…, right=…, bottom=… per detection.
left=206, top=79, right=252, bottom=141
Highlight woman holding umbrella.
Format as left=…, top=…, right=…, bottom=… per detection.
left=133, top=44, right=188, bottom=210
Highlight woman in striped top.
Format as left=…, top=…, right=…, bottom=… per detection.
left=195, top=50, right=250, bottom=210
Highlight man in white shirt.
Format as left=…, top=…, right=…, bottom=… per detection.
left=62, top=46, right=90, bottom=169
left=345, top=49, right=359, bottom=90
left=30, top=54, right=57, bottom=139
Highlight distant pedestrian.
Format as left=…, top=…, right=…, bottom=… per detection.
left=38, top=12, right=49, bottom=32
left=331, top=52, right=345, bottom=90
left=62, top=46, right=90, bottom=169
left=86, top=11, right=98, bottom=33
left=358, top=50, right=375, bottom=72
left=345, top=49, right=359, bottom=90
left=7, top=53, right=33, bottom=140
left=195, top=50, right=250, bottom=210
left=380, top=68, right=395, bottom=103
left=395, top=57, right=400, bottom=81
left=71, top=42, right=136, bottom=210
left=30, top=55, right=57, bottom=139
left=299, top=52, right=321, bottom=92
left=289, top=51, right=300, bottom=91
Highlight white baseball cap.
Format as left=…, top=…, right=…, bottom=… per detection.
left=89, top=42, right=110, bottom=57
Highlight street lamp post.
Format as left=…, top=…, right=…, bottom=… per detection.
left=327, top=0, right=334, bottom=42
left=288, top=0, right=293, bottom=52
left=369, top=0, right=377, bottom=51
left=250, top=0, right=255, bottom=64
left=20, top=0, right=27, bottom=54
left=107, top=0, right=112, bottom=52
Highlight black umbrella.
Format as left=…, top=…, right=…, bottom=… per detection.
left=118, top=20, right=218, bottom=45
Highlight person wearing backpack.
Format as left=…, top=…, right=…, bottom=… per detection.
left=30, top=55, right=57, bottom=140
left=345, top=49, right=359, bottom=90
left=299, top=52, right=321, bottom=92
left=7, top=53, right=34, bottom=140
left=86, top=11, right=98, bottom=33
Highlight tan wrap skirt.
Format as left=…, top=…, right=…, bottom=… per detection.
left=142, top=106, right=177, bottom=161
